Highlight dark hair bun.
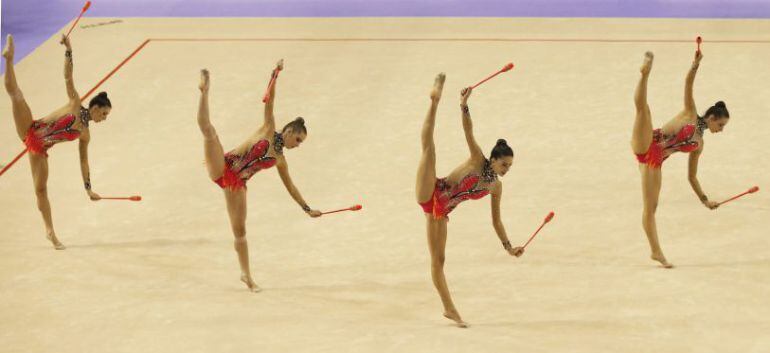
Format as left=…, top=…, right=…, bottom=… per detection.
left=704, top=100, right=729, bottom=119
left=490, top=138, right=514, bottom=159
left=282, top=117, right=308, bottom=134
left=88, top=91, right=112, bottom=108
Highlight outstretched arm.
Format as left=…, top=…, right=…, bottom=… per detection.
left=688, top=146, right=718, bottom=210
left=78, top=133, right=100, bottom=201
left=276, top=156, right=321, bottom=217
left=683, top=51, right=703, bottom=113
left=491, top=182, right=524, bottom=257
left=263, top=59, right=283, bottom=129
left=460, top=87, right=484, bottom=160
left=60, top=35, right=79, bottom=103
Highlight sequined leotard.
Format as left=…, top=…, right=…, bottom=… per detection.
left=419, top=160, right=498, bottom=219
left=215, top=132, right=284, bottom=191
left=24, top=107, right=89, bottom=157
left=635, top=117, right=706, bottom=168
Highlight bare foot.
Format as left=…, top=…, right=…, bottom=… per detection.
left=3, top=34, right=14, bottom=61
left=199, top=69, right=210, bottom=92
left=430, top=72, right=446, bottom=101
left=640, top=51, right=654, bottom=75
left=443, top=310, right=468, bottom=328
left=651, top=253, right=673, bottom=268
left=240, top=274, right=262, bottom=293
left=46, top=231, right=65, bottom=250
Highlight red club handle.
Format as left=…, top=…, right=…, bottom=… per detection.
left=522, top=211, right=555, bottom=250
left=717, top=186, right=759, bottom=206
left=262, top=68, right=281, bottom=103
left=470, top=62, right=514, bottom=89
left=101, top=195, right=142, bottom=201
left=65, top=1, right=91, bottom=38
left=696, top=36, right=702, bottom=53
left=321, top=204, right=363, bottom=215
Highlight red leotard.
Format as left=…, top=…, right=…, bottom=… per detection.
left=24, top=114, right=81, bottom=157
left=635, top=123, right=702, bottom=168
left=215, top=139, right=277, bottom=191
left=419, top=165, right=498, bottom=219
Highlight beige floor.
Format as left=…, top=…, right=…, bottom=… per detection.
left=1, top=18, right=769, bottom=353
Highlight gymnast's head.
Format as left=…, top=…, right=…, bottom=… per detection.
left=88, top=92, right=111, bottom=123
left=489, top=139, right=514, bottom=176
left=281, top=117, right=307, bottom=149
left=703, top=101, right=729, bottom=133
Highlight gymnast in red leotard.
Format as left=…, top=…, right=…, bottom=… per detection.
left=3, top=34, right=112, bottom=250
left=196, top=61, right=322, bottom=293
left=631, top=50, right=730, bottom=268
left=415, top=73, right=525, bottom=328
left=214, top=138, right=278, bottom=190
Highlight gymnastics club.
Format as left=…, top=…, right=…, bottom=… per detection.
left=100, top=196, right=143, bottom=201
left=321, top=204, right=363, bottom=215
left=470, top=62, right=514, bottom=89
left=262, top=67, right=281, bottom=103
left=65, top=1, right=92, bottom=39
left=717, top=186, right=759, bottom=206
left=521, top=211, right=555, bottom=250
